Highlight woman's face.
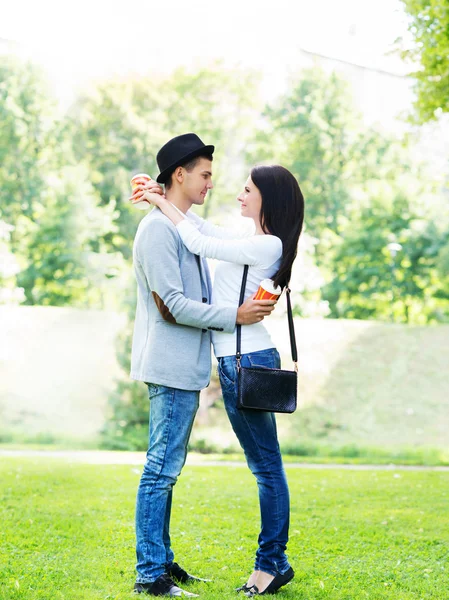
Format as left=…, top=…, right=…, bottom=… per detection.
left=237, top=176, right=262, bottom=221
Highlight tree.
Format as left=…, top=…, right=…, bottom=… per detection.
left=0, top=220, right=24, bottom=304
left=0, top=57, right=55, bottom=230
left=323, top=180, right=449, bottom=323
left=100, top=305, right=149, bottom=450
left=68, top=79, right=163, bottom=261
left=399, top=0, right=449, bottom=122
left=247, top=69, right=357, bottom=237
left=0, top=56, right=123, bottom=307
left=16, top=166, right=120, bottom=307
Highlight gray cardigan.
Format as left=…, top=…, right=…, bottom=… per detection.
left=130, top=208, right=237, bottom=390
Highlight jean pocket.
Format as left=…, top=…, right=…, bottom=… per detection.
left=218, top=360, right=235, bottom=387
left=247, top=348, right=279, bottom=369
left=146, top=382, right=159, bottom=396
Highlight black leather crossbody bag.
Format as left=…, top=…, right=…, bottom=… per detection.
left=236, top=265, right=298, bottom=413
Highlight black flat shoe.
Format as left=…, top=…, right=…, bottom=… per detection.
left=134, top=573, right=198, bottom=596
left=167, top=562, right=211, bottom=584
left=236, top=583, right=250, bottom=593
left=244, top=567, right=294, bottom=596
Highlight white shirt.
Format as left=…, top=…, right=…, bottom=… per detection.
left=176, top=216, right=282, bottom=358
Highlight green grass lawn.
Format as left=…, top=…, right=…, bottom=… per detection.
left=1, top=459, right=448, bottom=599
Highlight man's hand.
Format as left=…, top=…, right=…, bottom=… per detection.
left=236, top=295, right=277, bottom=325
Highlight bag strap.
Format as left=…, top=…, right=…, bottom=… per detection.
left=236, top=265, right=298, bottom=372
left=236, top=265, right=249, bottom=369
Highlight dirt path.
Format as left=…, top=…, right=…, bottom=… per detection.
left=1, top=449, right=448, bottom=471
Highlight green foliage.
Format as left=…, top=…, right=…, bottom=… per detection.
left=436, top=240, right=449, bottom=297
left=0, top=57, right=55, bottom=225
left=324, top=185, right=449, bottom=322
left=0, top=219, right=24, bottom=304
left=279, top=442, right=449, bottom=466
left=400, top=0, right=449, bottom=121
left=247, top=69, right=360, bottom=236
left=101, top=311, right=149, bottom=451
left=0, top=57, right=59, bottom=303
left=16, top=166, right=120, bottom=306
left=0, top=56, right=123, bottom=307
left=68, top=78, right=162, bottom=261
left=99, top=273, right=155, bottom=450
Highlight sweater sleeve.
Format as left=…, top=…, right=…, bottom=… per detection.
left=176, top=219, right=282, bottom=267
left=137, top=219, right=237, bottom=332
left=186, top=210, right=250, bottom=240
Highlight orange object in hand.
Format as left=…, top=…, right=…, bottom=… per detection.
left=254, top=279, right=282, bottom=301
left=130, top=173, right=152, bottom=210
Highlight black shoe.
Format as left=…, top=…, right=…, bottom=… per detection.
left=244, top=567, right=294, bottom=596
left=134, top=573, right=199, bottom=597
left=236, top=583, right=250, bottom=593
left=167, top=562, right=211, bottom=584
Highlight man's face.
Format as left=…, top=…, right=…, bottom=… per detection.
left=182, top=158, right=214, bottom=205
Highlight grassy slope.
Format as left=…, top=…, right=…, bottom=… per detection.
left=0, top=306, right=126, bottom=440
left=275, top=319, right=449, bottom=449
left=1, top=306, right=448, bottom=453
left=0, top=459, right=448, bottom=599
left=194, top=318, right=449, bottom=454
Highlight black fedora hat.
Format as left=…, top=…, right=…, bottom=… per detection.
left=156, top=133, right=215, bottom=184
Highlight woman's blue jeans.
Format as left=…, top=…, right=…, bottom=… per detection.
left=218, top=348, right=291, bottom=577
left=135, top=383, right=199, bottom=583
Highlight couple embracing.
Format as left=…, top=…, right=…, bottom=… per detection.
left=129, top=133, right=304, bottom=597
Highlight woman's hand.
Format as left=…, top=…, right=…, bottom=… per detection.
left=129, top=183, right=167, bottom=208
left=129, top=180, right=184, bottom=225
left=135, top=179, right=164, bottom=194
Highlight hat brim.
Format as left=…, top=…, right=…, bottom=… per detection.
left=156, top=145, right=215, bottom=184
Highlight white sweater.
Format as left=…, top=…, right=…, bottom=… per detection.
left=177, top=214, right=283, bottom=358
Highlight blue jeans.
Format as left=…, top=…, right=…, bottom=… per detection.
left=218, top=348, right=291, bottom=577
left=135, top=383, right=199, bottom=583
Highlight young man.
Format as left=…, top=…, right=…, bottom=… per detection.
left=130, top=133, right=276, bottom=597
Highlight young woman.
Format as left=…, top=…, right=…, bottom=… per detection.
left=131, top=165, right=304, bottom=596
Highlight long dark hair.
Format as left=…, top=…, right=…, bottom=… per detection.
left=251, top=165, right=304, bottom=290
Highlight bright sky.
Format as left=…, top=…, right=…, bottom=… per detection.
left=1, top=0, right=410, bottom=104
